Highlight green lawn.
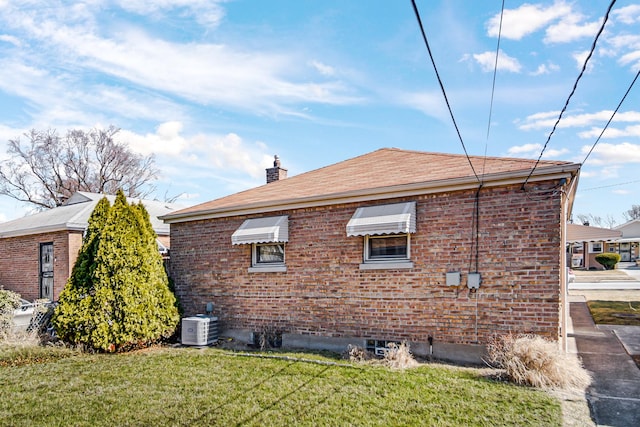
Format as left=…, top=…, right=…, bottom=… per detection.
left=0, top=347, right=561, bottom=426
left=587, top=300, right=640, bottom=325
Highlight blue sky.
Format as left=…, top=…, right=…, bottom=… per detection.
left=0, top=0, right=639, bottom=227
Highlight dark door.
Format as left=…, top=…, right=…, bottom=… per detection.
left=40, top=243, right=54, bottom=299
left=620, top=243, right=631, bottom=262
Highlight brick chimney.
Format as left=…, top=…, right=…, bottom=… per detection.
left=266, top=155, right=287, bottom=183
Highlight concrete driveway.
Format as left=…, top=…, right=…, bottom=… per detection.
left=568, top=263, right=640, bottom=426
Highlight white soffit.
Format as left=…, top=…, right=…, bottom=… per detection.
left=346, top=201, right=416, bottom=237
left=231, top=215, right=289, bottom=245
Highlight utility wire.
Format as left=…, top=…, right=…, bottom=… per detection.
left=411, top=0, right=480, bottom=183
left=581, top=68, right=640, bottom=165
left=581, top=178, right=640, bottom=192
left=481, top=0, right=505, bottom=181
left=522, top=0, right=617, bottom=189
left=484, top=0, right=505, bottom=143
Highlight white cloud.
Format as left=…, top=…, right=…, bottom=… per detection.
left=530, top=62, right=559, bottom=76
left=572, top=49, right=594, bottom=71
left=578, top=170, right=597, bottom=178
left=115, top=0, right=226, bottom=27
left=0, top=34, right=21, bottom=47
left=486, top=1, right=572, bottom=40
left=399, top=91, right=447, bottom=122
left=542, top=148, right=569, bottom=158
left=613, top=189, right=630, bottom=195
left=544, top=15, right=601, bottom=43
left=619, top=50, right=640, bottom=69
left=605, top=34, right=640, bottom=70
left=118, top=124, right=273, bottom=179
left=472, top=50, right=522, bottom=73
left=599, top=166, right=621, bottom=178
left=520, top=110, right=640, bottom=131
left=607, top=34, right=640, bottom=50
left=0, top=2, right=361, bottom=117
left=578, top=125, right=640, bottom=139
left=118, top=121, right=188, bottom=156
left=614, top=4, right=640, bottom=25
left=508, top=143, right=542, bottom=156
left=309, top=60, right=336, bottom=77
left=580, top=142, right=640, bottom=165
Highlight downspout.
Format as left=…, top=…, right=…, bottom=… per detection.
left=561, top=175, right=578, bottom=352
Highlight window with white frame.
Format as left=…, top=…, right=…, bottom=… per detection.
left=231, top=215, right=288, bottom=272
left=253, top=243, right=285, bottom=265
left=346, top=202, right=416, bottom=270
left=365, top=234, right=410, bottom=261
left=589, top=242, right=603, bottom=253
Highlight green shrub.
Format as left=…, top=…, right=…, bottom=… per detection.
left=53, top=191, right=179, bottom=352
left=0, top=289, right=22, bottom=341
left=595, top=252, right=621, bottom=270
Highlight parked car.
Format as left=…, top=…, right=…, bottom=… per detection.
left=13, top=299, right=35, bottom=332
left=567, top=267, right=576, bottom=283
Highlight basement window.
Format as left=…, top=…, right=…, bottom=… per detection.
left=366, top=339, right=401, bottom=356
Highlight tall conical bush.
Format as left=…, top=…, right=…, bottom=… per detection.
left=54, top=191, right=179, bottom=351
left=54, top=197, right=111, bottom=344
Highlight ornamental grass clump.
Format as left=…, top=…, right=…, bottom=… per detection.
left=345, top=341, right=419, bottom=369
left=382, top=341, right=419, bottom=369
left=487, top=334, right=591, bottom=391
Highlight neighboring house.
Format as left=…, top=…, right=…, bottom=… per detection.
left=162, top=148, right=580, bottom=363
left=566, top=223, right=622, bottom=269
left=0, top=192, right=180, bottom=301
left=613, top=219, right=640, bottom=262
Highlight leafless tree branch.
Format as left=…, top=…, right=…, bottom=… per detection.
left=0, top=126, right=158, bottom=209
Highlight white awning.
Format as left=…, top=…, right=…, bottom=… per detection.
left=346, top=202, right=416, bottom=237
left=231, top=215, right=289, bottom=245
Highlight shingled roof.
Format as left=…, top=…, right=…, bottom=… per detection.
left=567, top=223, right=622, bottom=243
left=0, top=192, right=181, bottom=238
left=163, top=148, right=580, bottom=223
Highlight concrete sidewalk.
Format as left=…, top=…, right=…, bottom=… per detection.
left=569, top=297, right=640, bottom=427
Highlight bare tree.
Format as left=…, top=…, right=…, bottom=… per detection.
left=604, top=214, right=617, bottom=229
left=575, top=213, right=602, bottom=227
left=623, top=205, right=640, bottom=222
left=0, top=126, right=157, bottom=209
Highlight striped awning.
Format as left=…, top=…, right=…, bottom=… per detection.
left=231, top=215, right=289, bottom=245
left=346, top=202, right=416, bottom=237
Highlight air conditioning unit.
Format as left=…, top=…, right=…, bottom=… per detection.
left=181, top=315, right=218, bottom=346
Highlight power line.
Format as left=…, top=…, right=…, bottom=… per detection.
left=581, top=178, right=640, bottom=192
left=581, top=68, right=640, bottom=165
left=485, top=0, right=505, bottom=143
left=482, top=0, right=505, bottom=181
left=411, top=0, right=480, bottom=183
left=522, top=0, right=617, bottom=189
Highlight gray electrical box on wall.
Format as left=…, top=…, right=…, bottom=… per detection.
left=468, top=273, right=481, bottom=289
left=446, top=271, right=461, bottom=286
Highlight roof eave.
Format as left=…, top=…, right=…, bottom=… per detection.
left=0, top=223, right=86, bottom=238
left=163, top=163, right=580, bottom=224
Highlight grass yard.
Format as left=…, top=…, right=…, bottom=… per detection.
left=0, top=346, right=561, bottom=427
left=586, top=300, right=640, bottom=326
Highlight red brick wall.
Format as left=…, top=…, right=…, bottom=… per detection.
left=169, top=181, right=563, bottom=346
left=0, top=230, right=83, bottom=301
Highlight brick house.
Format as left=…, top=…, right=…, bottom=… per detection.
left=566, top=223, right=622, bottom=269
left=163, top=148, right=580, bottom=363
left=0, top=192, right=179, bottom=301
